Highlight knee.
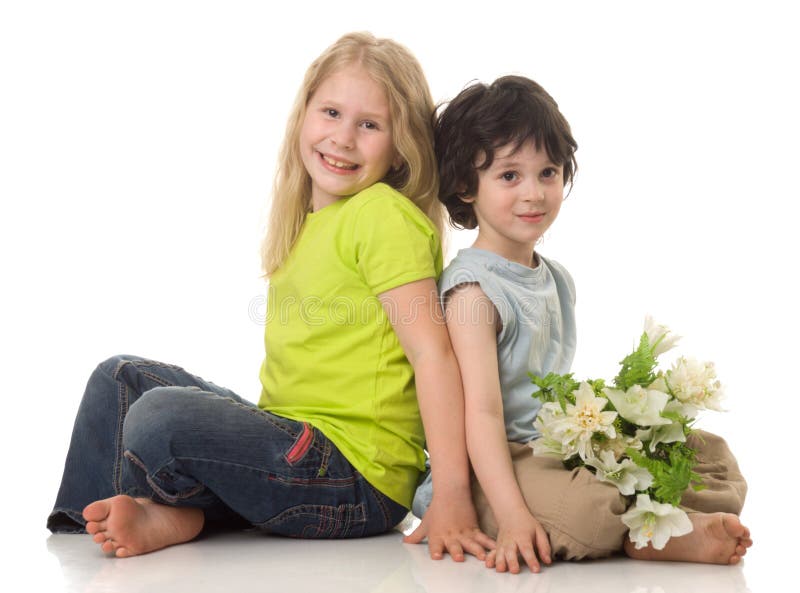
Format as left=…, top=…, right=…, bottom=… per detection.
left=78, top=355, right=147, bottom=411
left=547, top=468, right=629, bottom=559
left=122, top=386, right=200, bottom=455
left=94, top=354, right=145, bottom=377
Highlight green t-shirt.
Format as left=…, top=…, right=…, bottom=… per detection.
left=258, top=183, right=443, bottom=507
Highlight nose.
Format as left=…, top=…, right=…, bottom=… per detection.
left=330, top=123, right=355, bottom=150
left=522, top=179, right=546, bottom=202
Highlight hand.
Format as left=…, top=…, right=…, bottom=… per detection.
left=486, top=512, right=551, bottom=574
left=403, top=494, right=495, bottom=562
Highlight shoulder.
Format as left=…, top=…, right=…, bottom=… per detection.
left=440, top=250, right=496, bottom=295
left=539, top=255, right=576, bottom=302
left=343, top=184, right=443, bottom=291
left=347, top=183, right=437, bottom=234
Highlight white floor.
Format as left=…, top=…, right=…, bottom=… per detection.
left=8, top=513, right=780, bottom=593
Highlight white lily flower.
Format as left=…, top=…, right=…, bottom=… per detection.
left=666, top=357, right=725, bottom=411
left=643, top=315, right=681, bottom=357
left=636, top=420, right=686, bottom=453
left=621, top=494, right=693, bottom=549
left=648, top=376, right=669, bottom=394
left=592, top=434, right=643, bottom=459
left=585, top=450, right=653, bottom=495
left=604, top=384, right=671, bottom=427
left=541, top=383, right=618, bottom=461
left=531, top=403, right=573, bottom=458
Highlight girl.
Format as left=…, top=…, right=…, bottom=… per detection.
left=413, top=75, right=751, bottom=573
left=48, top=32, right=492, bottom=561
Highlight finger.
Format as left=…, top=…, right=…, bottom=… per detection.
left=473, top=531, right=497, bottom=551
left=536, top=530, right=552, bottom=565
left=445, top=540, right=465, bottom=562
left=460, top=538, right=488, bottom=561
left=427, top=538, right=445, bottom=560
left=495, top=548, right=509, bottom=573
left=485, top=549, right=497, bottom=569
left=519, top=544, right=541, bottom=574
left=505, top=546, right=522, bottom=574
left=495, top=555, right=506, bottom=573
left=402, top=525, right=426, bottom=544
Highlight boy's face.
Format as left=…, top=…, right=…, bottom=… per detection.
left=463, top=140, right=564, bottom=263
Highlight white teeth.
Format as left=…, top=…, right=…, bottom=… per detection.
left=322, top=154, right=358, bottom=170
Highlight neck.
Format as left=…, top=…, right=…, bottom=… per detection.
left=472, top=235, right=537, bottom=268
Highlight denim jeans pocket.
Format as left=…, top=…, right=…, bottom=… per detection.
left=254, top=417, right=371, bottom=537
left=258, top=502, right=368, bottom=538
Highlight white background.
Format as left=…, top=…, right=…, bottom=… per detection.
left=1, top=0, right=797, bottom=587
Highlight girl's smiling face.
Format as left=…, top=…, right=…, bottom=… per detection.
left=300, top=65, right=398, bottom=211
left=465, top=141, right=564, bottom=266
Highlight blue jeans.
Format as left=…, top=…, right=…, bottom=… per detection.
left=48, top=355, right=407, bottom=538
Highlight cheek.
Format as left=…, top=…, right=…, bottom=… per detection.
left=376, top=138, right=396, bottom=163
left=367, top=139, right=397, bottom=172
left=298, top=120, right=312, bottom=149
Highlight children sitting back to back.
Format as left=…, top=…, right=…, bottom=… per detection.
left=413, top=76, right=752, bottom=573
left=48, top=32, right=492, bottom=561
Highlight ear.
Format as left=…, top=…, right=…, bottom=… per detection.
left=456, top=187, right=474, bottom=203
left=392, top=152, right=403, bottom=171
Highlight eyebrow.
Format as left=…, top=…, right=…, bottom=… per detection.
left=314, top=98, right=390, bottom=122
left=489, top=155, right=558, bottom=169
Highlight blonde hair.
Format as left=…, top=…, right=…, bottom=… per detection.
left=261, top=32, right=443, bottom=276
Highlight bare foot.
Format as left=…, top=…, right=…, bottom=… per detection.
left=625, top=512, right=752, bottom=565
left=83, top=495, right=204, bottom=558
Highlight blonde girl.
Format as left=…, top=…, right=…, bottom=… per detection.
left=48, top=32, right=491, bottom=561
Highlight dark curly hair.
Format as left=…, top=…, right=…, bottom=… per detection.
left=435, top=75, right=578, bottom=229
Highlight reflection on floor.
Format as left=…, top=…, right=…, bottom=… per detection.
left=32, top=525, right=761, bottom=593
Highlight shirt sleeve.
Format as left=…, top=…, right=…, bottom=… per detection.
left=352, top=190, right=441, bottom=296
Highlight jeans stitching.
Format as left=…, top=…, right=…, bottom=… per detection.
left=124, top=451, right=206, bottom=504
left=259, top=502, right=367, bottom=538
left=111, top=359, right=180, bottom=495
left=285, top=422, right=314, bottom=465
left=140, top=370, right=177, bottom=386
left=369, top=483, right=392, bottom=530
left=267, top=473, right=358, bottom=487
left=113, top=383, right=128, bottom=495
left=226, top=400, right=328, bottom=457
left=318, top=435, right=331, bottom=477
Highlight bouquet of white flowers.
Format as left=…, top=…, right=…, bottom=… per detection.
left=530, top=316, right=724, bottom=550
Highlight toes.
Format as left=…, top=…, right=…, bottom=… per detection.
left=83, top=500, right=111, bottom=523
left=101, top=540, right=117, bottom=555
left=722, top=514, right=746, bottom=538
left=93, top=532, right=109, bottom=544
left=115, top=547, right=132, bottom=558
left=86, top=520, right=107, bottom=536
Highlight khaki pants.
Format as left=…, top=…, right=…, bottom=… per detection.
left=471, top=430, right=747, bottom=560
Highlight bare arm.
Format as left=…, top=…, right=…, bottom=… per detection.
left=377, top=277, right=493, bottom=561
left=445, top=283, right=552, bottom=573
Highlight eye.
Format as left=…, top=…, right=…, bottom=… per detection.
left=541, top=167, right=561, bottom=180
left=324, top=108, right=340, bottom=118
left=360, top=120, right=379, bottom=130
left=501, top=171, right=519, bottom=182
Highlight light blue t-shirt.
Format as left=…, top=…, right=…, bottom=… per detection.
left=412, top=247, right=577, bottom=518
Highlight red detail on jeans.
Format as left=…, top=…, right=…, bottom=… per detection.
left=286, top=422, right=313, bottom=464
